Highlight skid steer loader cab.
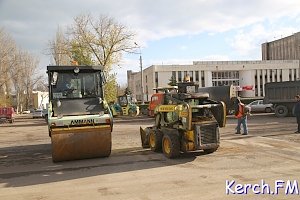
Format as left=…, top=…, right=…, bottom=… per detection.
left=140, top=87, right=226, bottom=159
left=47, top=65, right=113, bottom=162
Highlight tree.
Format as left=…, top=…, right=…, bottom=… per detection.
left=0, top=28, right=16, bottom=106
left=66, top=14, right=137, bottom=102
left=70, top=40, right=94, bottom=65
left=124, top=87, right=132, bottom=95
left=0, top=27, right=41, bottom=110
left=168, top=75, right=177, bottom=86
left=48, top=26, right=71, bottom=65
left=10, top=50, right=40, bottom=112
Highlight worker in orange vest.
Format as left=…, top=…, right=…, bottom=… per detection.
left=234, top=97, right=249, bottom=135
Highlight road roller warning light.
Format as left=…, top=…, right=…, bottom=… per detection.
left=47, top=65, right=113, bottom=162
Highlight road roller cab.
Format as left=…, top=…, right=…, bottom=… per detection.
left=47, top=65, right=113, bottom=162
left=110, top=94, right=139, bottom=117
left=140, top=82, right=226, bottom=158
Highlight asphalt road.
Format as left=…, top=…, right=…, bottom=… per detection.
left=0, top=114, right=300, bottom=200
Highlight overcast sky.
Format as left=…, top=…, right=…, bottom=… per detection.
left=1, top=0, right=300, bottom=85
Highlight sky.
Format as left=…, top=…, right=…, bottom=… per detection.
left=0, top=0, right=300, bottom=86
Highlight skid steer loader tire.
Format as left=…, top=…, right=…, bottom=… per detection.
left=149, top=130, right=162, bottom=152
left=204, top=147, right=218, bottom=154
left=162, top=134, right=180, bottom=158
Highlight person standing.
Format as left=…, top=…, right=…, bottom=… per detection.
left=234, top=98, right=248, bottom=135
left=294, top=95, right=300, bottom=133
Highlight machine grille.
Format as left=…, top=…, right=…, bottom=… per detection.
left=195, top=124, right=218, bottom=146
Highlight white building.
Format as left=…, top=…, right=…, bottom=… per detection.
left=127, top=60, right=300, bottom=101
left=32, top=91, right=49, bottom=110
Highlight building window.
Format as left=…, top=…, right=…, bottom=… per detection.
left=178, top=71, right=182, bottom=82
left=212, top=71, right=239, bottom=86
left=264, top=69, right=267, bottom=84
left=146, top=85, right=149, bottom=101
left=145, top=75, right=148, bottom=83
left=189, top=71, right=193, bottom=82
left=195, top=71, right=199, bottom=81
left=270, top=69, right=273, bottom=82
left=184, top=71, right=188, bottom=79
left=172, top=71, right=176, bottom=81
left=201, top=71, right=205, bottom=87
left=254, top=70, right=258, bottom=96
left=155, top=72, right=158, bottom=88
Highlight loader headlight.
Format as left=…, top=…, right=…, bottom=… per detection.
left=57, top=113, right=63, bottom=119
left=99, top=111, right=105, bottom=116
left=74, top=67, right=80, bottom=74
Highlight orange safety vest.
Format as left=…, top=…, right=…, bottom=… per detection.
left=235, top=103, right=245, bottom=118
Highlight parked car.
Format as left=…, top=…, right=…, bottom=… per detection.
left=22, top=110, right=31, bottom=114
left=247, top=100, right=273, bottom=113
left=32, top=109, right=44, bottom=118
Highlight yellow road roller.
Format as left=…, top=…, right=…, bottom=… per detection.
left=47, top=65, right=113, bottom=162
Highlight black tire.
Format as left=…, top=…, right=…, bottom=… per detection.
left=154, top=113, right=162, bottom=128
left=162, top=134, right=180, bottom=158
left=265, top=107, right=272, bottom=113
left=204, top=147, right=218, bottom=154
left=128, top=109, right=137, bottom=117
left=275, top=105, right=288, bottom=117
left=149, top=130, right=162, bottom=152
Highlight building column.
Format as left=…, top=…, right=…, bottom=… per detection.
left=262, top=70, right=266, bottom=96
left=282, top=69, right=289, bottom=81
left=198, top=71, right=202, bottom=87
left=257, top=70, right=261, bottom=97
left=239, top=70, right=255, bottom=97
left=204, top=71, right=212, bottom=87
left=291, top=69, right=295, bottom=81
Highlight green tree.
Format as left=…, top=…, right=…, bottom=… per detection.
left=124, top=87, right=131, bottom=95
left=70, top=40, right=94, bottom=66
left=168, top=75, right=177, bottom=86
left=104, top=73, right=117, bottom=103
left=67, top=14, right=137, bottom=102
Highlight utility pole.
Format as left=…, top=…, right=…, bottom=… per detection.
left=135, top=42, right=144, bottom=104
left=139, top=54, right=144, bottom=104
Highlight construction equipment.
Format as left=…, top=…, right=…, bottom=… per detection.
left=148, top=86, right=178, bottom=117
left=110, top=94, right=139, bottom=117
left=198, top=85, right=238, bottom=114
left=47, top=65, right=113, bottom=162
left=264, top=80, right=300, bottom=117
left=140, top=82, right=226, bottom=158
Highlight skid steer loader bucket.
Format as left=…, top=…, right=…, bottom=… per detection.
left=51, top=125, right=111, bottom=162
left=140, top=127, right=150, bottom=148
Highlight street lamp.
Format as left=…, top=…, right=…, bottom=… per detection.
left=134, top=42, right=144, bottom=104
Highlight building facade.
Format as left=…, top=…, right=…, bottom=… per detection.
left=262, top=32, right=300, bottom=60
left=127, top=60, right=300, bottom=101
left=32, top=91, right=49, bottom=110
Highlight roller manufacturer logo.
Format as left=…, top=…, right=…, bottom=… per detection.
left=70, top=119, right=95, bottom=125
